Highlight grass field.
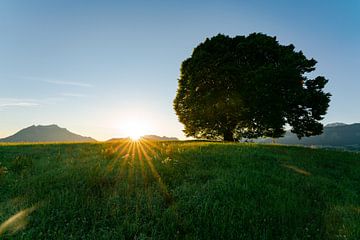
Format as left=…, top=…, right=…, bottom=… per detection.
left=0, top=140, right=359, bottom=239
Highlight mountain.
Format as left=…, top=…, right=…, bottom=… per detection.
left=142, top=135, right=178, bottom=141
left=259, top=123, right=360, bottom=150
left=107, top=137, right=130, bottom=142
left=107, top=135, right=179, bottom=141
left=325, top=122, right=348, bottom=128
left=0, top=125, right=96, bottom=143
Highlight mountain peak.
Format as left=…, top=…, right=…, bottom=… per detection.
left=0, top=124, right=96, bottom=143
left=325, top=122, right=348, bottom=128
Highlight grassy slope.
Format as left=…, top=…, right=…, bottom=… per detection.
left=0, top=141, right=359, bottom=239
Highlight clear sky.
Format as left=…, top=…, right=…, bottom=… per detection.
left=0, top=0, right=359, bottom=140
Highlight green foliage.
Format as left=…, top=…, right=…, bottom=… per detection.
left=0, top=162, right=8, bottom=176
left=0, top=141, right=359, bottom=239
left=9, top=155, right=33, bottom=173
left=174, top=33, right=331, bottom=141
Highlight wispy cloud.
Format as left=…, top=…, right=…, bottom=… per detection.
left=10, top=76, right=94, bottom=88
left=0, top=102, right=39, bottom=107
left=43, top=80, right=93, bottom=88
left=0, top=94, right=87, bottom=110
left=0, top=98, right=39, bottom=109
left=60, top=93, right=87, bottom=98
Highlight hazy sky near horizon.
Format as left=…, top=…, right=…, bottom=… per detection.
left=0, top=0, right=359, bottom=140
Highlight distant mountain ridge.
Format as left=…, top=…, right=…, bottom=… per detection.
left=142, top=135, right=178, bottom=141
left=259, top=123, right=360, bottom=150
left=0, top=125, right=96, bottom=143
left=325, top=122, right=348, bottom=128
left=107, top=135, right=179, bottom=142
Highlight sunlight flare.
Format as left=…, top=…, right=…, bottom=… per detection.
left=0, top=206, right=37, bottom=236
left=120, top=118, right=151, bottom=141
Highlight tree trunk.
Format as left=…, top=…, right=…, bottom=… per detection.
left=223, top=130, right=234, bottom=142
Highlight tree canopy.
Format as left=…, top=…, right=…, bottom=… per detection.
left=174, top=33, right=331, bottom=141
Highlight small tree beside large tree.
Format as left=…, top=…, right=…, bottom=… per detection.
left=174, top=33, right=331, bottom=141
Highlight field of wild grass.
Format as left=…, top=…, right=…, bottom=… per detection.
left=0, top=140, right=359, bottom=239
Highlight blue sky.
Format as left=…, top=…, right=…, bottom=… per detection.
left=0, top=0, right=359, bottom=140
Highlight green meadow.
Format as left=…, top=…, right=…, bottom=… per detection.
left=0, top=141, right=359, bottom=239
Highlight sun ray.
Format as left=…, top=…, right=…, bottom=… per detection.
left=127, top=140, right=137, bottom=184
left=117, top=140, right=132, bottom=156
left=118, top=140, right=134, bottom=179
left=140, top=140, right=162, bottom=159
left=103, top=137, right=173, bottom=205
left=105, top=140, right=132, bottom=173
left=138, top=143, right=172, bottom=203
left=141, top=138, right=163, bottom=152
left=136, top=142, right=148, bottom=186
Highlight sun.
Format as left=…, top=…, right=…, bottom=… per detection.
left=129, top=132, right=141, bottom=141
left=120, top=118, right=150, bottom=141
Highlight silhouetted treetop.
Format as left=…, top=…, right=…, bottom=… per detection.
left=174, top=33, right=331, bottom=141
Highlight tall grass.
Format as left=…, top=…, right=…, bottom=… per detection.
left=0, top=141, right=359, bottom=239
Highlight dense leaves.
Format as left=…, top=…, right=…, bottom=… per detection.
left=174, top=33, right=331, bottom=141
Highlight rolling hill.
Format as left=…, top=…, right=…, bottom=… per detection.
left=260, top=123, right=360, bottom=150
left=0, top=124, right=96, bottom=142
left=0, top=141, right=359, bottom=239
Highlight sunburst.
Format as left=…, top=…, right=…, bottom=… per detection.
left=104, top=138, right=172, bottom=203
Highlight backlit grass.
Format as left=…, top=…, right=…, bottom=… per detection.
left=0, top=140, right=359, bottom=239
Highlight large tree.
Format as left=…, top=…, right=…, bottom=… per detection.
left=174, top=33, right=331, bottom=141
